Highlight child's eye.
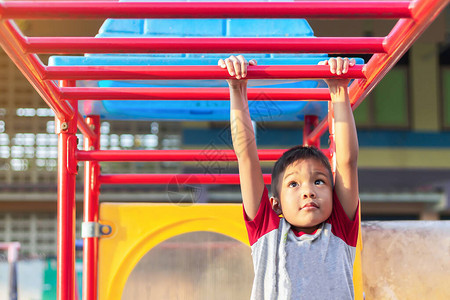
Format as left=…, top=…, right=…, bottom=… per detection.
left=288, top=181, right=298, bottom=188
left=315, top=179, right=325, bottom=185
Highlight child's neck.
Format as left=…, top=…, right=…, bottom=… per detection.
left=291, top=223, right=322, bottom=235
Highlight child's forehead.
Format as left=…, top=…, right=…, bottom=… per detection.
left=285, top=158, right=327, bottom=171
left=281, top=158, right=330, bottom=180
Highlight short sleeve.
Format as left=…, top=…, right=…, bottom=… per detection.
left=243, top=186, right=280, bottom=246
left=328, top=190, right=360, bottom=247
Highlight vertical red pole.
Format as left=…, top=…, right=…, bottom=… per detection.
left=57, top=80, right=78, bottom=300
left=327, top=102, right=337, bottom=177
left=303, top=115, right=320, bottom=148
left=83, top=116, right=100, bottom=300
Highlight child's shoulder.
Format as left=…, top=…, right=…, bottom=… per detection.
left=328, top=189, right=360, bottom=247
left=244, top=186, right=280, bottom=246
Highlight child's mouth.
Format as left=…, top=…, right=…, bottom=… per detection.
left=301, top=202, right=319, bottom=210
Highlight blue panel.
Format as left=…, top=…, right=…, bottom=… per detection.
left=50, top=57, right=348, bottom=67
left=98, top=19, right=143, bottom=36
left=99, top=100, right=329, bottom=122
left=226, top=19, right=313, bottom=37
left=144, top=19, right=225, bottom=37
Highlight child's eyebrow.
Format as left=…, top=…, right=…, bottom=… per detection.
left=314, top=171, right=330, bottom=180
left=283, top=171, right=298, bottom=180
left=314, top=171, right=328, bottom=176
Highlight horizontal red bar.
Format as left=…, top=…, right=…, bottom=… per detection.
left=25, top=37, right=386, bottom=54
left=0, top=1, right=412, bottom=19
left=44, top=65, right=365, bottom=81
left=98, top=174, right=272, bottom=185
left=59, top=87, right=331, bottom=101
left=76, top=149, right=287, bottom=162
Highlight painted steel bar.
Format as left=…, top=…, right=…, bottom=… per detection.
left=56, top=82, right=77, bottom=300
left=77, top=113, right=97, bottom=142
left=99, top=174, right=273, bottom=185
left=306, top=0, right=449, bottom=144
left=76, top=149, right=287, bottom=162
left=82, top=116, right=100, bottom=300
left=0, top=20, right=72, bottom=120
left=44, top=65, right=365, bottom=81
left=327, top=101, right=337, bottom=179
left=60, top=87, right=332, bottom=101
left=0, top=1, right=413, bottom=19
left=24, top=37, right=386, bottom=54
left=0, top=20, right=96, bottom=139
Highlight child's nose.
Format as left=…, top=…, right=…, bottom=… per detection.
left=302, top=189, right=316, bottom=199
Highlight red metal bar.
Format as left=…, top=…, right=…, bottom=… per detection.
left=327, top=101, right=337, bottom=179
left=77, top=113, right=97, bottom=142
left=76, top=149, right=286, bottom=162
left=44, top=65, right=365, bottom=81
left=307, top=0, right=448, bottom=144
left=0, top=20, right=73, bottom=120
left=24, top=37, right=386, bottom=54
left=303, top=115, right=320, bottom=148
left=60, top=87, right=332, bottom=101
left=57, top=81, right=77, bottom=300
left=99, top=174, right=272, bottom=185
left=83, top=116, right=100, bottom=300
left=0, top=20, right=96, bottom=139
left=0, top=1, right=413, bottom=19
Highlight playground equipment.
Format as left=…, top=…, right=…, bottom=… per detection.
left=0, top=0, right=448, bottom=299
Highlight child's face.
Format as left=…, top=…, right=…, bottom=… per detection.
left=273, top=158, right=333, bottom=234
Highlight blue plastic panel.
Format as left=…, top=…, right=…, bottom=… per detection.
left=49, top=0, right=364, bottom=121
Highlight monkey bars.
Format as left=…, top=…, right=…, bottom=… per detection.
left=43, top=64, right=365, bottom=81
left=0, top=1, right=413, bottom=19
left=0, top=1, right=448, bottom=300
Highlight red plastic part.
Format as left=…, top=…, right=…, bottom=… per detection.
left=44, top=65, right=365, bottom=81
left=60, top=87, right=332, bottom=101
left=0, top=1, right=413, bottom=19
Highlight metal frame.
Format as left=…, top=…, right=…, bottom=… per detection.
left=0, top=1, right=447, bottom=299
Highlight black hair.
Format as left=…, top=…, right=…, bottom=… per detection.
left=271, top=145, right=333, bottom=199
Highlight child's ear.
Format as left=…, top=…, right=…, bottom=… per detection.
left=270, top=196, right=282, bottom=215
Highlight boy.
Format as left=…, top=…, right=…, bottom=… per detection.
left=218, top=56, right=360, bottom=299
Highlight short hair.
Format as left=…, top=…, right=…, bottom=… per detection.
left=271, top=145, right=333, bottom=199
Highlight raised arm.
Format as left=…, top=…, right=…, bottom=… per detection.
left=320, top=57, right=359, bottom=220
left=218, top=55, right=264, bottom=220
